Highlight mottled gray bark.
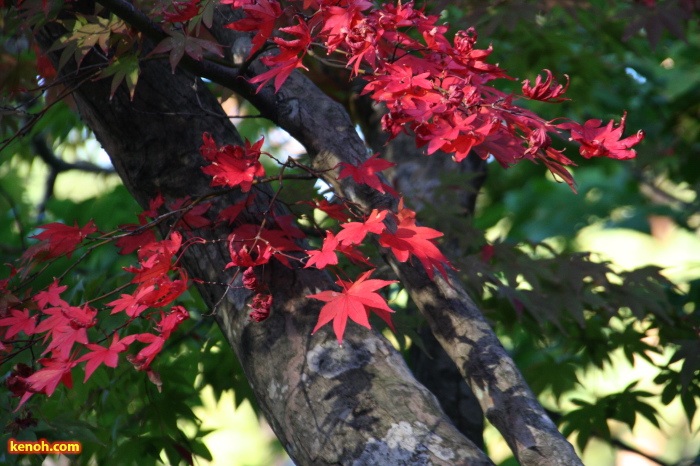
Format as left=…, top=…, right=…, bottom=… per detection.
left=207, top=7, right=583, bottom=465
left=36, top=15, right=493, bottom=466
left=350, top=89, right=487, bottom=449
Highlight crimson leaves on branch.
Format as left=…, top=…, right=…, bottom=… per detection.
left=0, top=0, right=644, bottom=408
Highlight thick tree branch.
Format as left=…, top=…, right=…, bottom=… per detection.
left=39, top=0, right=582, bottom=462
left=36, top=14, right=493, bottom=466
left=204, top=8, right=582, bottom=465
left=31, top=135, right=116, bottom=212
left=32, top=135, right=115, bottom=175
left=348, top=82, right=487, bottom=448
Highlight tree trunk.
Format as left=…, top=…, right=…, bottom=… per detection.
left=36, top=19, right=493, bottom=466
left=35, top=1, right=584, bottom=463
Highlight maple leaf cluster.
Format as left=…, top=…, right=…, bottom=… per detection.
left=22, top=221, right=97, bottom=262
left=302, top=201, right=454, bottom=343
left=308, top=269, right=396, bottom=345
left=301, top=166, right=454, bottom=342
left=162, top=0, right=202, bottom=23
left=201, top=133, right=266, bottom=191
left=2, top=218, right=192, bottom=408
left=1, top=177, right=245, bottom=407
left=1, top=0, right=649, bottom=411
left=224, top=0, right=645, bottom=189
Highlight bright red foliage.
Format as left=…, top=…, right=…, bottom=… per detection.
left=557, top=112, right=645, bottom=160
left=115, top=218, right=158, bottom=255
left=108, top=285, right=156, bottom=317
left=337, top=153, right=397, bottom=195
left=23, top=220, right=96, bottom=262
left=305, top=230, right=340, bottom=269
left=201, top=133, right=266, bottom=191
left=129, top=333, right=165, bottom=370
left=33, top=280, right=68, bottom=310
left=228, top=223, right=301, bottom=267
left=1, top=0, right=651, bottom=412
left=307, top=269, right=396, bottom=344
left=248, top=19, right=312, bottom=92
left=225, top=0, right=283, bottom=57
left=379, top=204, right=454, bottom=280
left=124, top=232, right=183, bottom=283
left=224, top=0, right=644, bottom=188
left=521, top=69, right=570, bottom=102
left=336, top=209, right=387, bottom=246
left=77, top=334, right=132, bottom=382
left=37, top=305, right=95, bottom=359
left=17, top=356, right=77, bottom=406
left=0, top=308, right=37, bottom=338
left=162, top=0, right=201, bottom=23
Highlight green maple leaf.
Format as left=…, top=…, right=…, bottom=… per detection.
left=101, top=53, right=140, bottom=100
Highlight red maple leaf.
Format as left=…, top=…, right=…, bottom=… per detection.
left=128, top=333, right=166, bottom=370
left=228, top=223, right=301, bottom=267
left=225, top=0, right=283, bottom=57
left=302, top=198, right=349, bottom=222
left=321, top=1, right=372, bottom=53
left=363, top=63, right=434, bottom=95
left=307, top=269, right=396, bottom=345
left=39, top=305, right=95, bottom=359
left=337, top=153, right=397, bottom=195
left=557, top=112, right=645, bottom=160
left=249, top=19, right=311, bottom=92
left=379, top=204, right=454, bottom=280
left=200, top=134, right=266, bottom=191
left=24, top=220, right=97, bottom=262
left=107, top=284, right=156, bottom=317
left=136, top=271, right=189, bottom=309
left=226, top=243, right=272, bottom=269
left=33, top=280, right=68, bottom=310
left=115, top=217, right=157, bottom=255
left=217, top=194, right=255, bottom=224
left=125, top=232, right=182, bottom=284
left=20, top=355, right=76, bottom=407
left=77, top=334, right=133, bottom=382
left=305, top=230, right=339, bottom=269
left=156, top=305, right=189, bottom=337
left=336, top=209, right=388, bottom=246
left=521, top=69, right=570, bottom=102
left=0, top=308, right=37, bottom=338
left=34, top=305, right=70, bottom=338
left=143, top=193, right=166, bottom=218
left=162, top=0, right=201, bottom=23
left=169, top=197, right=212, bottom=230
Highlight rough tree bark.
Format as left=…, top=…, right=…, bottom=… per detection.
left=350, top=86, right=488, bottom=449
left=35, top=1, right=584, bottom=464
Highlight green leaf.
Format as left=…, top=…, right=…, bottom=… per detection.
left=101, top=53, right=141, bottom=100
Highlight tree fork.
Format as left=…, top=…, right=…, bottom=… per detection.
left=35, top=15, right=493, bottom=466
left=207, top=7, right=583, bottom=464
